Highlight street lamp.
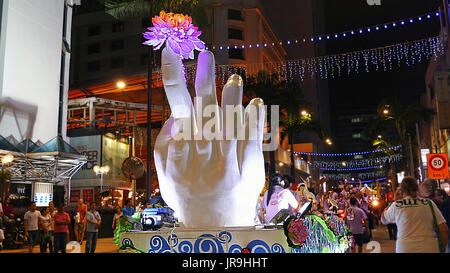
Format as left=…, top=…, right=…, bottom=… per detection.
left=1, top=154, right=13, bottom=200
left=93, top=165, right=110, bottom=192
left=116, top=81, right=126, bottom=89
left=1, top=154, right=14, bottom=166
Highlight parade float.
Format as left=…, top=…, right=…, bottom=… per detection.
left=116, top=11, right=350, bottom=253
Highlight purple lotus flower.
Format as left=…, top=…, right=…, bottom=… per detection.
left=143, top=11, right=205, bottom=59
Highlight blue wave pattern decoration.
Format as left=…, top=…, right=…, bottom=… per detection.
left=121, top=215, right=348, bottom=253
left=121, top=238, right=134, bottom=247
left=123, top=231, right=287, bottom=253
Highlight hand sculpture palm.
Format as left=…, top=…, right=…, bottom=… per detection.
left=154, top=47, right=266, bottom=228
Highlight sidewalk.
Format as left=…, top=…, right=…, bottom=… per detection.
left=368, top=224, right=396, bottom=253
left=0, top=237, right=119, bottom=253
left=1, top=226, right=397, bottom=253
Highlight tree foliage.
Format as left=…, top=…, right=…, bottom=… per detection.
left=97, top=0, right=209, bottom=30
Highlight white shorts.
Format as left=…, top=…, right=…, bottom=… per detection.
left=0, top=229, right=4, bottom=240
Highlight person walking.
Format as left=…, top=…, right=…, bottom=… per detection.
left=48, top=201, right=56, bottom=252
left=0, top=197, right=3, bottom=231
left=420, top=178, right=442, bottom=210
left=53, top=203, right=71, bottom=253
left=75, top=199, right=88, bottom=245
left=112, top=206, right=122, bottom=232
left=38, top=207, right=53, bottom=253
left=436, top=189, right=448, bottom=213
left=85, top=202, right=101, bottom=253
left=122, top=200, right=135, bottom=217
left=345, top=197, right=368, bottom=253
left=24, top=202, right=41, bottom=253
left=381, top=176, right=448, bottom=253
left=3, top=196, right=13, bottom=219
left=441, top=188, right=450, bottom=252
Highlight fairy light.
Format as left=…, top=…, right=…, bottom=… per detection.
left=152, top=37, right=443, bottom=86
left=320, top=165, right=386, bottom=171
left=294, top=145, right=402, bottom=156
left=209, top=11, right=440, bottom=50
left=311, top=154, right=403, bottom=170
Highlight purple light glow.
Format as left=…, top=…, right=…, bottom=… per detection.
left=143, top=11, right=205, bottom=59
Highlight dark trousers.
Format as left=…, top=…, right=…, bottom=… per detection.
left=39, top=231, right=53, bottom=253
left=54, top=232, right=67, bottom=253
left=387, top=224, right=397, bottom=240
left=85, top=231, right=98, bottom=253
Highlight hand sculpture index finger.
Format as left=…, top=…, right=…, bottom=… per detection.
left=161, top=46, right=193, bottom=119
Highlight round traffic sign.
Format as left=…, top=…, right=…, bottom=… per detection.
left=429, top=154, right=447, bottom=171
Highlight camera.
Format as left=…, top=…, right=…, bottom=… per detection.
left=141, top=207, right=174, bottom=230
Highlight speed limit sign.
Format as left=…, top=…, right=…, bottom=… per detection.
left=427, top=153, right=450, bottom=179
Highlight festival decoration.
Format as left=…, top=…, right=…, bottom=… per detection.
left=208, top=12, right=440, bottom=49
left=321, top=171, right=387, bottom=181
left=320, top=165, right=385, bottom=171
left=149, top=36, right=443, bottom=85
left=361, top=184, right=377, bottom=196
left=143, top=10, right=205, bottom=59
left=311, top=154, right=402, bottom=169
left=283, top=216, right=309, bottom=249
left=297, top=145, right=402, bottom=157
left=153, top=23, right=266, bottom=228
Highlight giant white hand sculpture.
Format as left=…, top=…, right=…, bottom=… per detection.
left=154, top=47, right=266, bottom=228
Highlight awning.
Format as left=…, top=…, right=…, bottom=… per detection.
left=0, top=136, right=86, bottom=183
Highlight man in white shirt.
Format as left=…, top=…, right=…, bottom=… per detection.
left=381, top=177, right=448, bottom=253
left=85, top=202, right=101, bottom=253
left=24, top=202, right=41, bottom=253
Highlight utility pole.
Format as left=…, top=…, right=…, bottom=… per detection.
left=408, top=133, right=415, bottom=178
left=146, top=0, right=154, bottom=201
left=416, top=123, right=423, bottom=182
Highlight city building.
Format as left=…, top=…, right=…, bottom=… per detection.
left=0, top=0, right=84, bottom=205
left=423, top=37, right=450, bottom=183
left=333, top=109, right=378, bottom=154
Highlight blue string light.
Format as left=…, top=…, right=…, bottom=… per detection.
left=294, top=145, right=402, bottom=157
left=210, top=11, right=440, bottom=50
left=320, top=165, right=386, bottom=171
left=336, top=177, right=387, bottom=184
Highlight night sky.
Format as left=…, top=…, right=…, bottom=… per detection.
left=264, top=0, right=443, bottom=143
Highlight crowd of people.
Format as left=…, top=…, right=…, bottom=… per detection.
left=1, top=175, right=449, bottom=253
left=257, top=173, right=450, bottom=253
left=0, top=197, right=103, bottom=253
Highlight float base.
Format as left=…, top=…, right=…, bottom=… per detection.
left=118, top=226, right=292, bottom=253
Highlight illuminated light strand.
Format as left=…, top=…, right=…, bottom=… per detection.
left=321, top=171, right=387, bottom=181
left=152, top=37, right=443, bottom=85
left=320, top=165, right=386, bottom=171
left=207, top=11, right=441, bottom=49
left=280, top=36, right=443, bottom=82
left=310, top=154, right=403, bottom=169
left=334, top=177, right=388, bottom=184
left=296, top=145, right=402, bottom=157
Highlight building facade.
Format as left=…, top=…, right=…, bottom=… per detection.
left=0, top=0, right=78, bottom=144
